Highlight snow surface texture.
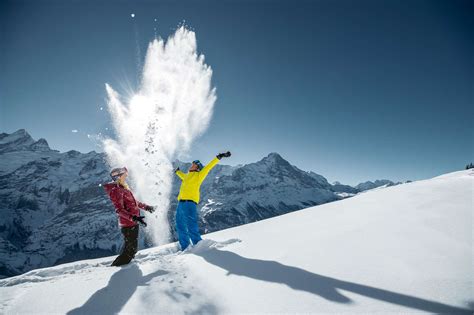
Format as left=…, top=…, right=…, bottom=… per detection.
left=1, top=170, right=472, bottom=314
left=103, top=26, right=216, bottom=246
left=0, top=129, right=400, bottom=279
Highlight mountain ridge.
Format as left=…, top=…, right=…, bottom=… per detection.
left=0, top=129, right=401, bottom=278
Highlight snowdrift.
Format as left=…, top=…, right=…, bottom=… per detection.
left=1, top=170, right=472, bottom=314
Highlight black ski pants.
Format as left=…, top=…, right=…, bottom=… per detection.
left=112, top=225, right=139, bottom=266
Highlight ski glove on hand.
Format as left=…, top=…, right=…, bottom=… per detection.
left=132, top=215, right=147, bottom=227
left=144, top=205, right=155, bottom=213
left=217, top=151, right=231, bottom=160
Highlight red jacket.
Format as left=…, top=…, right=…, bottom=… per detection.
left=103, top=182, right=150, bottom=227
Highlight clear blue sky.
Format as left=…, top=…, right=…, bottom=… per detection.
left=1, top=0, right=472, bottom=184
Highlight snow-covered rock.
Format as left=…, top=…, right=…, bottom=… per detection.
left=0, top=169, right=471, bottom=314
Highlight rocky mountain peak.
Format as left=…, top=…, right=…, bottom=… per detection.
left=263, top=152, right=286, bottom=162
left=0, top=129, right=54, bottom=153
left=1, top=129, right=33, bottom=142
left=0, top=129, right=35, bottom=153
left=258, top=152, right=294, bottom=171
left=30, top=138, right=51, bottom=152
left=355, top=179, right=395, bottom=191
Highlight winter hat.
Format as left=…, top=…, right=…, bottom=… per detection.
left=192, top=160, right=204, bottom=171
left=110, top=167, right=128, bottom=181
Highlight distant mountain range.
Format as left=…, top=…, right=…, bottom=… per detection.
left=0, top=129, right=402, bottom=278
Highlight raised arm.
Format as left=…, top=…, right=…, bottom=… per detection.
left=175, top=167, right=185, bottom=180
left=199, top=157, right=220, bottom=179
left=200, top=152, right=231, bottom=180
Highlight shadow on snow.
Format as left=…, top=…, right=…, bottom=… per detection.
left=196, top=248, right=472, bottom=314
left=67, top=264, right=167, bottom=315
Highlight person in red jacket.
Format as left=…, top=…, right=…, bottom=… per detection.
left=104, top=167, right=155, bottom=266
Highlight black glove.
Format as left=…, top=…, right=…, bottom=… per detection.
left=132, top=215, right=147, bottom=227
left=144, top=205, right=155, bottom=213
left=217, top=151, right=231, bottom=160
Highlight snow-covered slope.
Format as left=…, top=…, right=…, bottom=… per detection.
left=1, top=170, right=471, bottom=314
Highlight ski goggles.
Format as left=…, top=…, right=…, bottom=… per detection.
left=110, top=167, right=128, bottom=179
left=192, top=160, right=204, bottom=170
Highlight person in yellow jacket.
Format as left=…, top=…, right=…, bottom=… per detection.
left=174, top=151, right=231, bottom=250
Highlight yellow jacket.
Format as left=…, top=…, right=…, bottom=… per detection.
left=175, top=157, right=220, bottom=204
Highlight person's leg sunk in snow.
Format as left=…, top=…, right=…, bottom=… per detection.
left=112, top=225, right=139, bottom=266
left=176, top=201, right=191, bottom=250
left=186, top=201, right=202, bottom=246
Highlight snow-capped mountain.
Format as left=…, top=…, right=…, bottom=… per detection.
left=196, top=153, right=339, bottom=233
left=356, top=179, right=399, bottom=191
left=0, top=129, right=399, bottom=278
left=0, top=129, right=50, bottom=154
left=0, top=130, right=115, bottom=278
left=0, top=170, right=471, bottom=314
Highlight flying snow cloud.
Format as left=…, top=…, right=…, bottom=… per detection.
left=103, top=27, right=216, bottom=245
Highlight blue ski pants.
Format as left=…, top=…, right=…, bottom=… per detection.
left=176, top=200, right=202, bottom=250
